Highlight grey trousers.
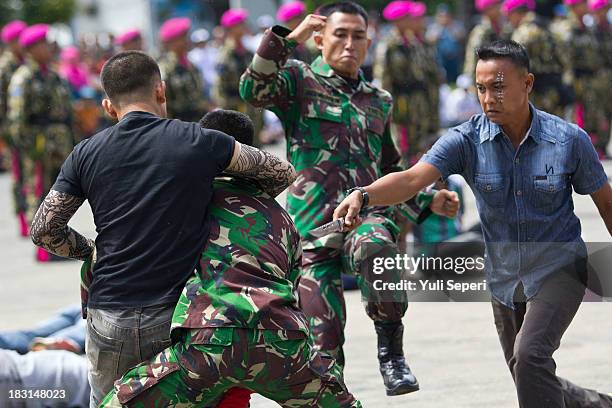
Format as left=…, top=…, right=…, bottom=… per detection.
left=492, top=269, right=612, bottom=408
left=85, top=304, right=174, bottom=408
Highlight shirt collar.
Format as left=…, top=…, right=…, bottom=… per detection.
left=310, top=55, right=367, bottom=82
left=480, top=103, right=549, bottom=144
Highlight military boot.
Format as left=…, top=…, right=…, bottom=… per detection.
left=375, top=321, right=419, bottom=396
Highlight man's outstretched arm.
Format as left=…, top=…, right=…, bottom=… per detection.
left=225, top=141, right=297, bottom=198
left=30, top=190, right=94, bottom=261
left=334, top=162, right=444, bottom=227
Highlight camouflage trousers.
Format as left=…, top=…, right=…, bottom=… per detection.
left=298, top=213, right=408, bottom=368
left=8, top=146, right=27, bottom=215
left=575, top=76, right=611, bottom=155
left=100, top=327, right=361, bottom=408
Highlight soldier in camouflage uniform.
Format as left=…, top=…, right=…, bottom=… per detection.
left=0, top=20, right=28, bottom=237
left=8, top=24, right=73, bottom=261
left=277, top=1, right=320, bottom=64
left=464, top=0, right=507, bottom=78
left=503, top=0, right=570, bottom=118
left=375, top=1, right=441, bottom=166
left=588, top=0, right=611, bottom=157
left=240, top=2, right=459, bottom=396
left=555, top=0, right=608, bottom=157
left=158, top=18, right=207, bottom=122
left=214, top=9, right=263, bottom=144
left=99, top=110, right=361, bottom=408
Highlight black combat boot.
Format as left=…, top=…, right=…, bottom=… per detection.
left=375, top=321, right=419, bottom=396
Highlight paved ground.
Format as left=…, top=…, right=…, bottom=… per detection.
left=0, top=145, right=610, bottom=407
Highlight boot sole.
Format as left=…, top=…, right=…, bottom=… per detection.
left=386, top=382, right=420, bottom=396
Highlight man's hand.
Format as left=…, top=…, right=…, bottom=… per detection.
left=286, top=14, right=327, bottom=44
left=430, top=189, right=460, bottom=218
left=333, top=190, right=363, bottom=230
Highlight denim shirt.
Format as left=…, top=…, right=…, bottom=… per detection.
left=420, top=105, right=608, bottom=307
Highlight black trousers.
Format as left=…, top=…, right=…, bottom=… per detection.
left=492, top=270, right=612, bottom=408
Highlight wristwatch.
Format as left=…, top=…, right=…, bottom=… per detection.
left=346, top=187, right=369, bottom=209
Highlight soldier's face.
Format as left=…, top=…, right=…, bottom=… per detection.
left=28, top=41, right=52, bottom=64
left=475, top=58, right=533, bottom=126
left=315, top=12, right=371, bottom=79
left=507, top=11, right=523, bottom=28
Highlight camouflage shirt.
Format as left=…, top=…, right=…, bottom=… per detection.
left=554, top=13, right=603, bottom=78
left=171, top=176, right=309, bottom=336
left=7, top=58, right=73, bottom=157
left=214, top=39, right=254, bottom=110
left=511, top=13, right=565, bottom=78
left=464, top=17, right=508, bottom=77
left=0, top=51, right=23, bottom=138
left=373, top=29, right=440, bottom=129
left=240, top=27, right=432, bottom=247
left=158, top=51, right=207, bottom=122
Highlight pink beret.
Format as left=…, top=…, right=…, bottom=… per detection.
left=159, top=17, right=191, bottom=42
left=221, top=9, right=248, bottom=28
left=502, top=0, right=535, bottom=13
left=408, top=1, right=427, bottom=16
left=563, top=0, right=585, bottom=5
left=115, top=29, right=141, bottom=45
left=475, top=0, right=501, bottom=11
left=588, top=0, right=609, bottom=10
left=19, top=24, right=49, bottom=48
left=60, top=46, right=79, bottom=61
left=382, top=1, right=413, bottom=21
left=2, top=20, right=27, bottom=43
left=277, top=1, right=306, bottom=22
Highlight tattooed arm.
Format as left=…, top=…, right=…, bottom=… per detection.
left=225, top=142, right=297, bottom=197
left=30, top=190, right=94, bottom=261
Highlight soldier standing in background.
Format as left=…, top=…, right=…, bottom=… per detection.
left=588, top=0, right=611, bottom=157
left=241, top=2, right=460, bottom=396
left=375, top=1, right=440, bottom=166
left=114, top=28, right=143, bottom=51
left=464, top=0, right=506, bottom=78
left=8, top=24, right=74, bottom=261
left=215, top=9, right=263, bottom=144
left=556, top=0, right=608, bottom=158
left=158, top=17, right=207, bottom=122
left=0, top=20, right=28, bottom=237
left=503, top=0, right=569, bottom=118
left=277, top=1, right=319, bottom=63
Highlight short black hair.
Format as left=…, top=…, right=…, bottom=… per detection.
left=317, top=1, right=368, bottom=25
left=476, top=40, right=530, bottom=72
left=199, top=110, right=255, bottom=146
left=100, top=51, right=161, bottom=104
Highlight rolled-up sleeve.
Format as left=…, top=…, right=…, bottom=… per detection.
left=419, top=128, right=470, bottom=180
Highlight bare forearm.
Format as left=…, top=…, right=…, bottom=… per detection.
left=600, top=202, right=612, bottom=236
left=31, top=190, right=93, bottom=261
left=226, top=144, right=297, bottom=197
left=365, top=163, right=442, bottom=207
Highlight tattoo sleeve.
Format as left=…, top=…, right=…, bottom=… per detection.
left=30, top=190, right=94, bottom=261
left=225, top=144, right=297, bottom=197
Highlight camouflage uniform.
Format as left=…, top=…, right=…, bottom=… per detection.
left=158, top=51, right=207, bottom=122
left=374, top=29, right=440, bottom=165
left=463, top=16, right=509, bottom=77
left=100, top=177, right=360, bottom=408
left=511, top=12, right=568, bottom=117
left=240, top=27, right=433, bottom=367
left=0, top=50, right=26, bottom=216
left=214, top=40, right=263, bottom=143
left=555, top=13, right=609, bottom=154
left=7, top=59, right=73, bottom=224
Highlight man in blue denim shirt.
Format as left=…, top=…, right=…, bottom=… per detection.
left=335, top=40, right=612, bottom=407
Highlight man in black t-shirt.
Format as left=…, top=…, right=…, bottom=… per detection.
left=29, top=51, right=297, bottom=407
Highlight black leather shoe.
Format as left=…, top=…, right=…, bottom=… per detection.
left=375, top=321, right=420, bottom=396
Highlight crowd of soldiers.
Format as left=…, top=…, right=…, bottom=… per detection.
left=0, top=0, right=610, bottom=261
left=0, top=0, right=610, bottom=406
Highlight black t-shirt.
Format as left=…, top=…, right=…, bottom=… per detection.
left=53, top=111, right=235, bottom=309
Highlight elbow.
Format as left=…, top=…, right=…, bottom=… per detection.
left=30, top=226, right=45, bottom=247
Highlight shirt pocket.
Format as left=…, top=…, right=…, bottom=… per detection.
left=530, top=174, right=570, bottom=212
left=474, top=173, right=505, bottom=209
left=365, top=106, right=385, bottom=162
left=301, top=89, right=343, bottom=152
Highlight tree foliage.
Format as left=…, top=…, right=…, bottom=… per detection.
left=0, top=0, right=77, bottom=26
